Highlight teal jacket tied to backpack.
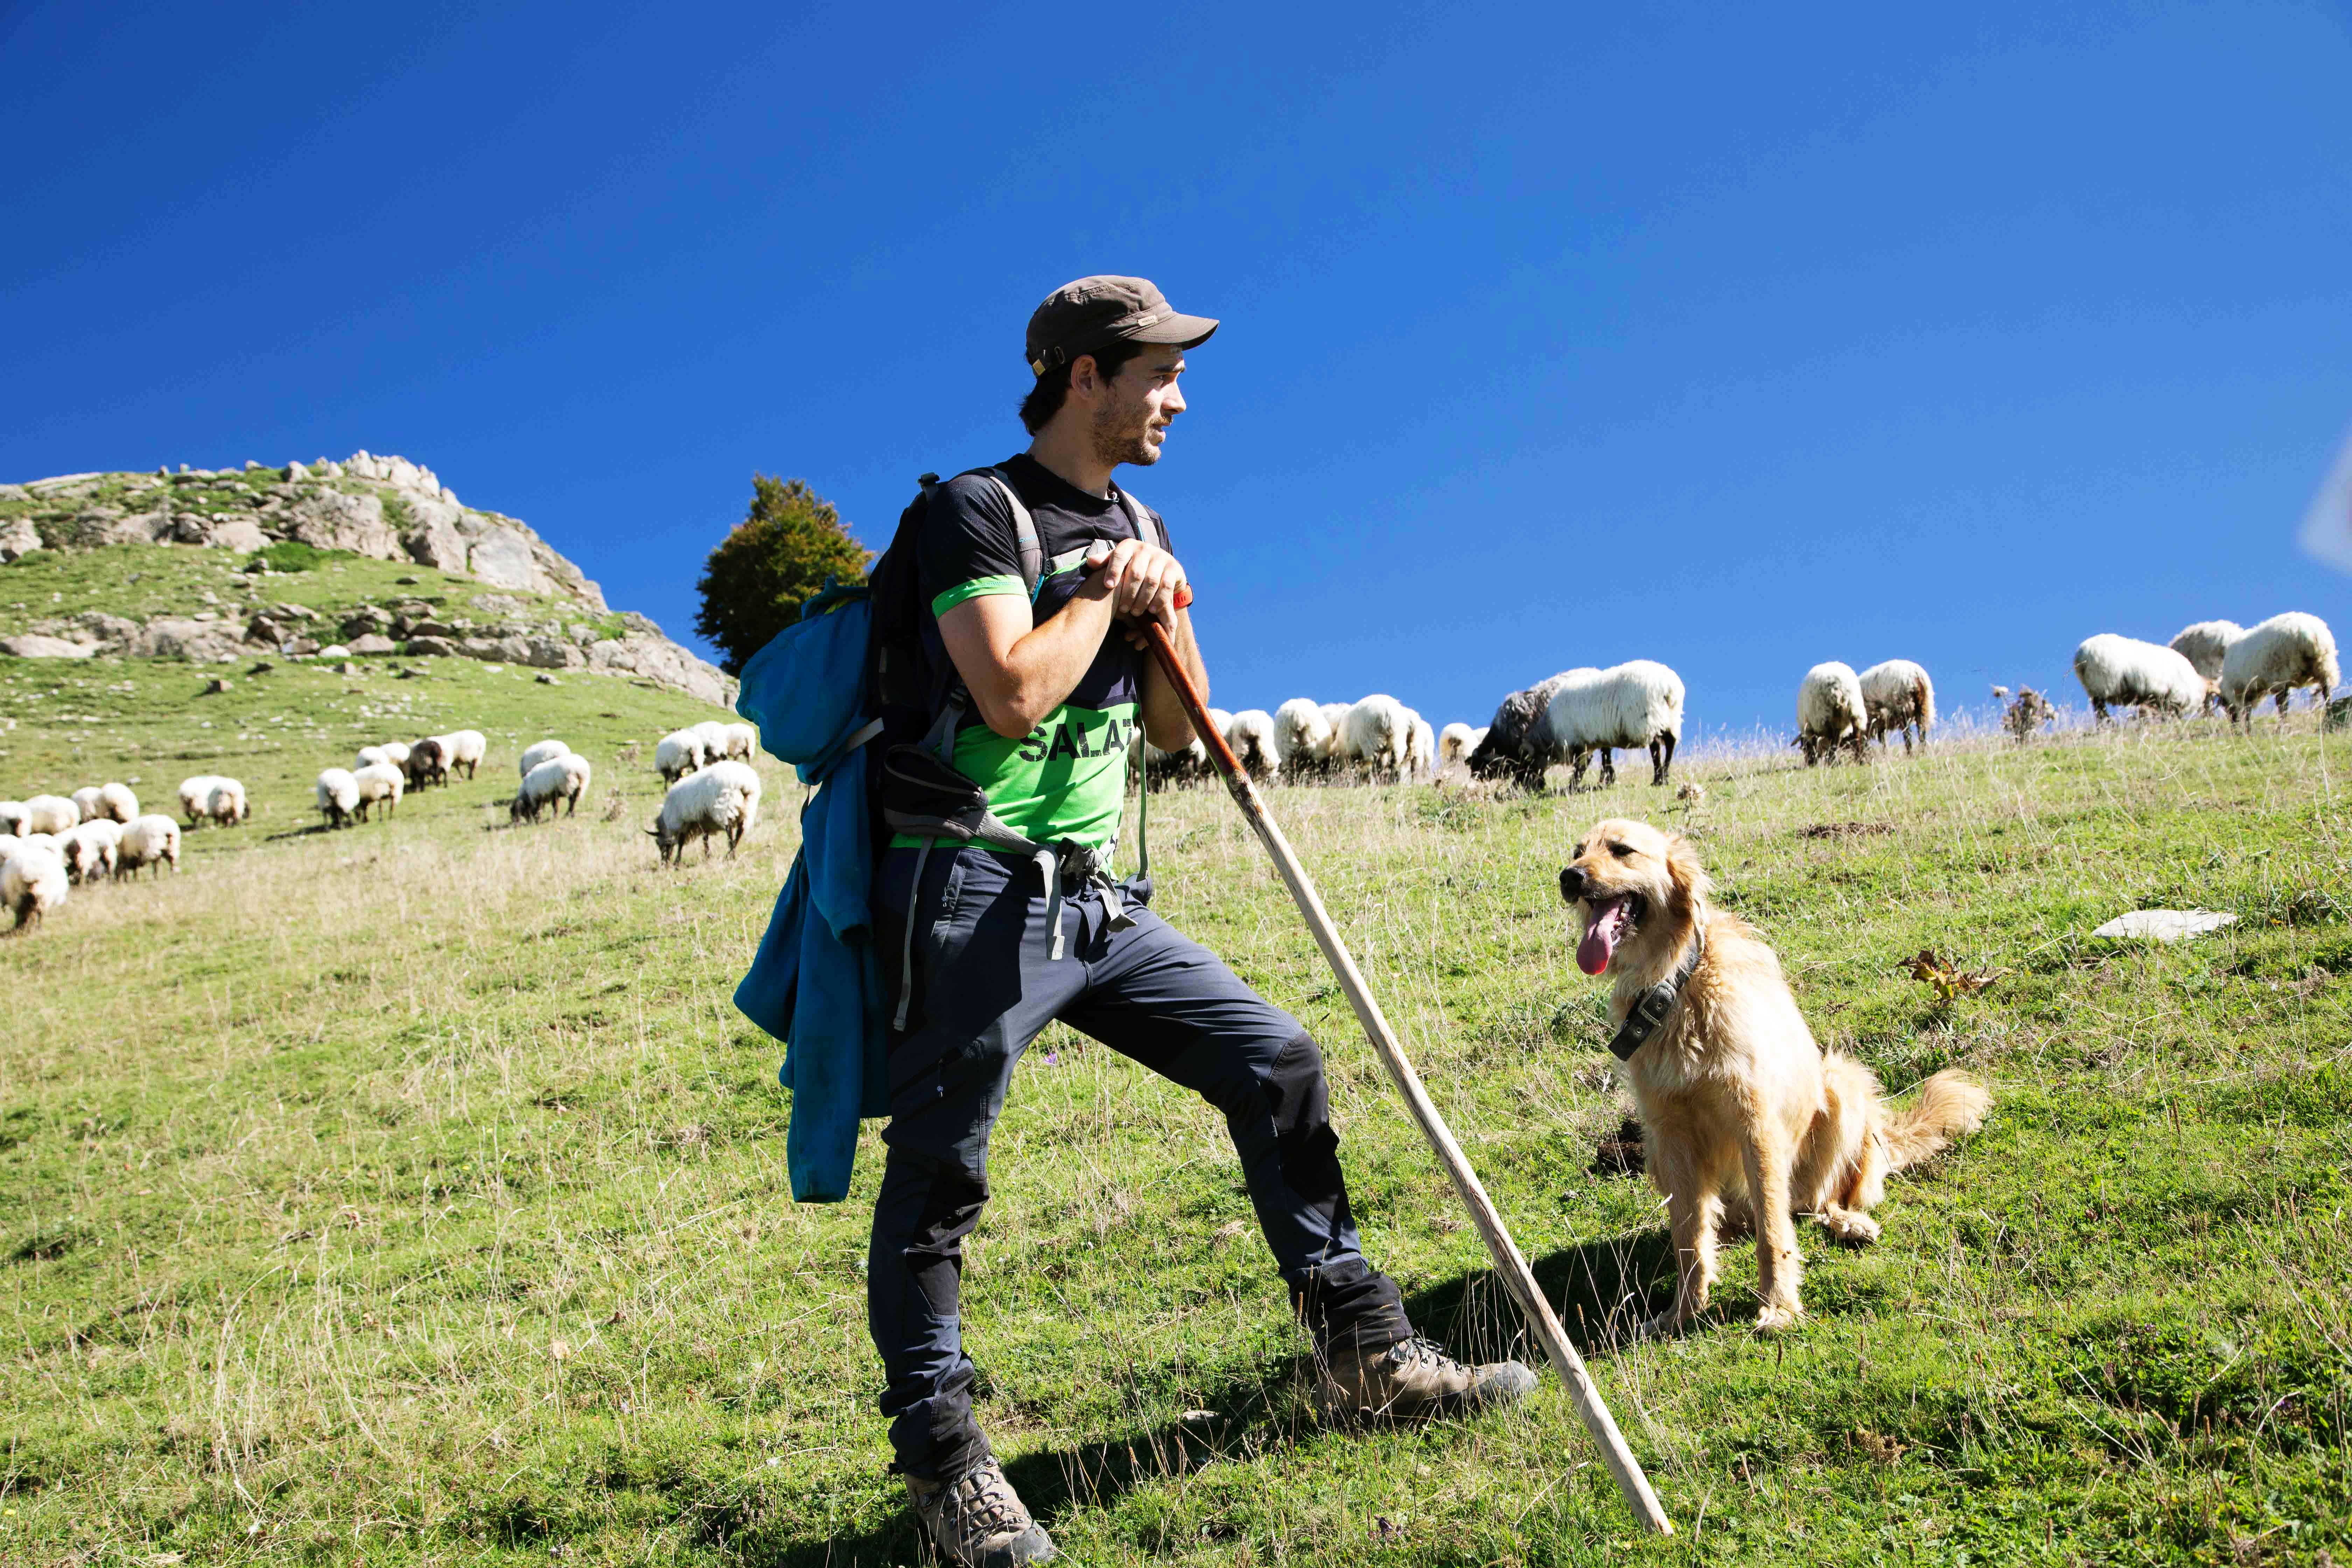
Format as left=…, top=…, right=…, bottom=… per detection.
left=732, top=581, right=887, bottom=1203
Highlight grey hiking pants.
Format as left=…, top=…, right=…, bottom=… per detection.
left=868, top=844, right=1409, bottom=1481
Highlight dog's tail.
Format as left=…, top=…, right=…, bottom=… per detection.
left=1882, top=1070, right=1990, bottom=1170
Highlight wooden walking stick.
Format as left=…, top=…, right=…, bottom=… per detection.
left=1141, top=611, right=1674, bottom=1535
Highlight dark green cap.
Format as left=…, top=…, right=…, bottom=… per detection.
left=1026, top=275, right=1218, bottom=377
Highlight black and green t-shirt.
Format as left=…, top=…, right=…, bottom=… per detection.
left=905, top=453, right=1161, bottom=850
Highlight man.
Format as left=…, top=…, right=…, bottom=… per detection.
left=870, top=275, right=1533, bottom=1566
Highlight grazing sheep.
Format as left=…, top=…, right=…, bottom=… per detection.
left=1224, top=709, right=1278, bottom=779
left=720, top=722, right=759, bottom=761
left=518, top=739, right=572, bottom=779
left=177, top=776, right=225, bottom=824
left=1796, top=662, right=1870, bottom=765
left=201, top=778, right=250, bottom=827
left=58, top=819, right=120, bottom=884
left=2, top=841, right=67, bottom=932
left=21, top=794, right=82, bottom=835
left=404, top=737, right=448, bottom=789
left=2170, top=620, right=2244, bottom=682
left=2003, top=686, right=2057, bottom=742
left=0, top=802, right=25, bottom=836
left=117, top=815, right=182, bottom=878
left=315, top=768, right=361, bottom=829
left=1546, top=660, right=1687, bottom=786
left=1273, top=699, right=1338, bottom=779
left=2073, top=634, right=2208, bottom=723
left=356, top=745, right=391, bottom=770
left=1858, top=659, right=1937, bottom=754
left=1145, top=730, right=1209, bottom=788
left=513, top=753, right=591, bottom=823
left=655, top=728, right=704, bottom=783
left=1437, top=722, right=1484, bottom=771
left=71, top=786, right=105, bottom=822
left=352, top=762, right=404, bottom=822
left=2219, top=611, right=2339, bottom=725
left=1468, top=671, right=1578, bottom=789
left=1341, top=695, right=1413, bottom=782
left=96, top=783, right=139, bottom=824
left=648, top=760, right=763, bottom=866
left=1405, top=713, right=1435, bottom=781
left=689, top=720, right=734, bottom=766
left=440, top=729, right=486, bottom=779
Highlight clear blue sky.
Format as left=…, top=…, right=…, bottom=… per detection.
left=6, top=2, right=2350, bottom=740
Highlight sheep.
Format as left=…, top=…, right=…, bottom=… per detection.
left=1340, top=695, right=1413, bottom=782
left=1468, top=671, right=1577, bottom=789
left=2170, top=620, right=2244, bottom=683
left=357, top=745, right=390, bottom=770
left=1405, top=713, right=1435, bottom=781
left=1796, top=662, right=1870, bottom=765
left=71, top=786, right=104, bottom=822
left=2002, top=686, right=2057, bottom=741
left=2219, top=611, right=2339, bottom=725
left=21, top=794, right=82, bottom=835
left=1546, top=660, right=1686, bottom=786
left=1225, top=709, right=1278, bottom=779
left=648, top=760, right=763, bottom=866
left=0, top=802, right=24, bottom=836
left=404, top=737, right=448, bottom=790
left=1273, top=699, right=1337, bottom=779
left=177, top=775, right=225, bottom=824
left=513, top=753, right=591, bottom=823
left=96, top=782, right=138, bottom=824
left=315, top=768, right=361, bottom=829
left=58, top=819, right=120, bottom=884
left=2072, top=634, right=2208, bottom=723
left=2, top=841, right=67, bottom=932
left=1437, top=722, right=1486, bottom=770
left=655, top=728, right=704, bottom=783
left=720, top=722, right=759, bottom=761
left=201, top=778, right=250, bottom=827
left=690, top=720, right=734, bottom=766
left=116, top=815, right=182, bottom=878
left=352, top=762, right=405, bottom=822
left=518, top=739, right=572, bottom=780
left=440, top=729, right=486, bottom=779
left=1859, top=659, right=1937, bottom=754
left=1145, top=728, right=1209, bottom=789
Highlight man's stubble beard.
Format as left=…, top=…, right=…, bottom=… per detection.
left=1090, top=400, right=1160, bottom=468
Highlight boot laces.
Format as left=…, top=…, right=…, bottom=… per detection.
left=943, top=1462, right=1025, bottom=1536
left=1384, top=1334, right=1457, bottom=1371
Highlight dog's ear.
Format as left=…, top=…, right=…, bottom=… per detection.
left=1664, top=833, right=1711, bottom=911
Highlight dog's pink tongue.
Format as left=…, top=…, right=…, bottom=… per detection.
left=1578, top=897, right=1628, bottom=976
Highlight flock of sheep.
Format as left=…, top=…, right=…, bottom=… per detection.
left=0, top=781, right=194, bottom=931
left=2068, top=611, right=2337, bottom=725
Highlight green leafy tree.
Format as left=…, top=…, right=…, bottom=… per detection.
left=694, top=475, right=870, bottom=674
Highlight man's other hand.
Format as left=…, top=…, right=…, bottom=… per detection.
left=1083, top=539, right=1189, bottom=647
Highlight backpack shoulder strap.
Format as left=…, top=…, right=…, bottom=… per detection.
left=1110, top=484, right=1163, bottom=551
left=973, top=469, right=1043, bottom=598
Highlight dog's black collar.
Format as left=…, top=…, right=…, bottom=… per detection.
left=1606, top=919, right=1706, bottom=1062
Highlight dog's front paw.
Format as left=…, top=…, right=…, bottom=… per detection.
left=1820, top=1209, right=1881, bottom=1246
left=1752, top=1304, right=1803, bottom=1335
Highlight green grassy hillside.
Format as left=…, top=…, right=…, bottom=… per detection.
left=3, top=700, right=2348, bottom=1564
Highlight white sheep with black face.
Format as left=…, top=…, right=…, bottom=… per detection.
left=96, top=783, right=139, bottom=824
left=1858, top=659, right=1936, bottom=754
left=1340, top=694, right=1413, bottom=782
left=201, top=778, right=249, bottom=827
left=655, top=728, right=704, bottom=783
left=512, top=753, right=591, bottom=824
left=2220, top=612, right=2339, bottom=725
left=1224, top=709, right=1278, bottom=779
left=1796, top=662, right=1870, bottom=765
left=116, top=816, right=182, bottom=878
left=315, top=768, right=361, bottom=829
left=1273, top=699, right=1337, bottom=779
left=2073, top=635, right=2208, bottom=723
left=649, top=760, right=763, bottom=866
left=352, top=762, right=404, bottom=822
left=2, top=840, right=68, bottom=932
left=438, top=729, right=486, bottom=779
left=177, top=776, right=223, bottom=824
left=58, top=819, right=121, bottom=883
left=1467, top=671, right=1578, bottom=789
left=1547, top=660, right=1686, bottom=786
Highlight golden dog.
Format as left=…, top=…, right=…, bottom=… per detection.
left=1559, top=818, right=1989, bottom=1335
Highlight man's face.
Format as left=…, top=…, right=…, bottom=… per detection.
left=1087, top=347, right=1186, bottom=468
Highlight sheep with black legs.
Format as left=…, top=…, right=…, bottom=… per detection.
left=1797, top=662, right=1870, bottom=765
left=2073, top=635, right=2208, bottom=723
left=315, top=769, right=361, bottom=829
left=58, top=820, right=120, bottom=884
left=1273, top=699, right=1337, bottom=779
left=404, top=737, right=448, bottom=790
left=513, top=753, right=591, bottom=823
left=1468, top=671, right=1577, bottom=789
left=177, top=776, right=222, bottom=825
left=649, top=760, right=763, bottom=866
left=352, top=763, right=404, bottom=821
left=655, top=728, right=704, bottom=783
left=96, top=783, right=138, bottom=824
left=1341, top=694, right=1413, bottom=782
left=117, top=816, right=181, bottom=877
left=1224, top=709, right=1278, bottom=779
left=1546, top=660, right=1686, bottom=786
left=720, top=722, right=759, bottom=761
left=202, top=778, right=249, bottom=827
left=2220, top=612, right=2339, bottom=726
left=2, top=840, right=67, bottom=932
left=1859, top=659, right=1937, bottom=753
left=439, top=730, right=486, bottom=779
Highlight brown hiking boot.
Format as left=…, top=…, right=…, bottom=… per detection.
left=904, top=1456, right=1056, bottom=1567
left=1315, top=1334, right=1538, bottom=1425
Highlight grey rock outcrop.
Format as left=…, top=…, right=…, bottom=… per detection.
left=0, top=634, right=96, bottom=659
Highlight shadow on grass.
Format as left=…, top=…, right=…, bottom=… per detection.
left=739, top=1231, right=1679, bottom=1565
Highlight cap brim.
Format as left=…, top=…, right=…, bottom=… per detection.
left=1127, top=312, right=1218, bottom=350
